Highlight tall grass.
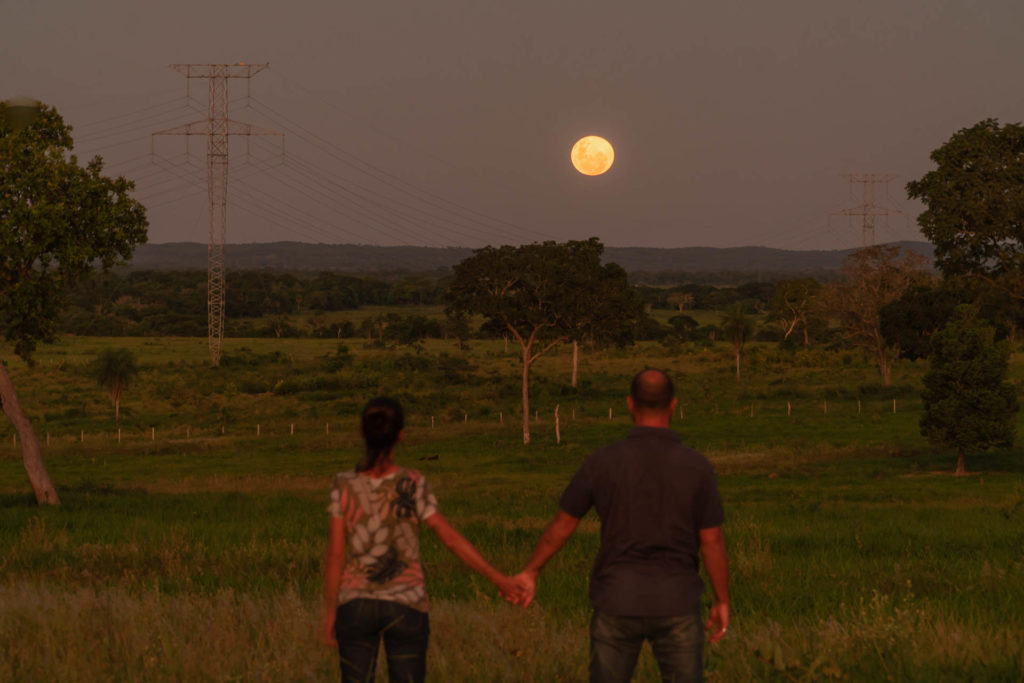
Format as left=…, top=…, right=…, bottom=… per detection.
left=1, top=335, right=1023, bottom=679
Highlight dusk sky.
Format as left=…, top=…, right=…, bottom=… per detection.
left=4, top=1, right=1023, bottom=250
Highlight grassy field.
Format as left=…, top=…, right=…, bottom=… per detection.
left=1, top=335, right=1023, bottom=681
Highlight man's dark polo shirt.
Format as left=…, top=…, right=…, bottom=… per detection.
left=559, top=426, right=724, bottom=617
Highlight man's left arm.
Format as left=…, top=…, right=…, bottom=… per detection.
left=699, top=525, right=729, bottom=642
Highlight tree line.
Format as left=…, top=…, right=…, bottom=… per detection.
left=3, top=102, right=1023, bottom=503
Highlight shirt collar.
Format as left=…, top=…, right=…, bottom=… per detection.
left=626, top=425, right=681, bottom=441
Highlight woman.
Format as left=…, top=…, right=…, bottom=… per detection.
left=320, top=396, right=522, bottom=682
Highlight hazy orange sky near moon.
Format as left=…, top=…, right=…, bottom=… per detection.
left=4, top=1, right=1024, bottom=249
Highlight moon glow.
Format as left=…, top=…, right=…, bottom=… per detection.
left=570, top=135, right=615, bottom=176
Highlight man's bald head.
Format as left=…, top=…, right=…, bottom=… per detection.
left=629, top=368, right=675, bottom=414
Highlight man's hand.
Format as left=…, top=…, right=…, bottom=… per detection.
left=494, top=572, right=533, bottom=606
left=319, top=608, right=337, bottom=647
left=705, top=602, right=729, bottom=643
left=505, top=570, right=537, bottom=607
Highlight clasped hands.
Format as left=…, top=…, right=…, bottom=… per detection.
left=495, top=569, right=536, bottom=608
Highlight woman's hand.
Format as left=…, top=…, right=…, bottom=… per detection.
left=494, top=573, right=533, bottom=607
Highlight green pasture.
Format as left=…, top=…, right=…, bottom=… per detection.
left=1, top=335, right=1023, bottom=681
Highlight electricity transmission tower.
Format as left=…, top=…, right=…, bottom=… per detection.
left=154, top=63, right=282, bottom=365
left=831, top=173, right=904, bottom=248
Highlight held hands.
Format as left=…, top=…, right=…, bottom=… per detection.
left=705, top=601, right=729, bottom=643
left=495, top=570, right=536, bottom=607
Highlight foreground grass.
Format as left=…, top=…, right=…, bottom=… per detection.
left=2, top=434, right=1023, bottom=681
left=1, top=336, right=1023, bottom=680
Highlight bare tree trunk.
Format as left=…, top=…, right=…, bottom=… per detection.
left=0, top=362, right=59, bottom=505
left=734, top=345, right=741, bottom=382
left=955, top=448, right=966, bottom=476
left=571, top=341, right=579, bottom=388
left=115, top=398, right=120, bottom=430
left=521, top=344, right=531, bottom=445
left=877, top=347, right=892, bottom=386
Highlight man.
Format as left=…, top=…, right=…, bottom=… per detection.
left=514, top=368, right=728, bottom=682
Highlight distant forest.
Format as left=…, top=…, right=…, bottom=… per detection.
left=60, top=270, right=784, bottom=341
left=127, top=241, right=935, bottom=283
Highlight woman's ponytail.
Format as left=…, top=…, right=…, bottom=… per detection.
left=357, top=397, right=404, bottom=472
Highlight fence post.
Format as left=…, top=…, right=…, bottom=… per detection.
left=555, top=404, right=561, bottom=444
left=290, top=423, right=294, bottom=436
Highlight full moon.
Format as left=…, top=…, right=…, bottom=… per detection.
left=570, top=135, right=615, bottom=176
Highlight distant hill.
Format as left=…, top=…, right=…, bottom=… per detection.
left=127, top=241, right=934, bottom=280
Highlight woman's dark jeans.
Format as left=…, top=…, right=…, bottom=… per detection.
left=334, top=599, right=429, bottom=683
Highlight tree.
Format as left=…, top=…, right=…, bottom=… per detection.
left=767, top=279, right=822, bottom=347
left=907, top=119, right=1024, bottom=304
left=447, top=238, right=632, bottom=444
left=825, top=246, right=932, bottom=385
left=879, top=284, right=959, bottom=361
left=1, top=101, right=147, bottom=505
left=561, top=257, right=646, bottom=388
left=91, top=348, right=138, bottom=429
left=920, top=305, right=1018, bottom=475
left=720, top=303, right=753, bottom=382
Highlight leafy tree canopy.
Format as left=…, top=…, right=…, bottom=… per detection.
left=920, top=305, right=1018, bottom=474
left=1, top=102, right=148, bottom=360
left=906, top=119, right=1024, bottom=301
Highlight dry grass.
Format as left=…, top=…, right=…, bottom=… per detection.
left=3, top=583, right=1021, bottom=682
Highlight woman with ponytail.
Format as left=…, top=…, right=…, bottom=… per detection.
left=320, top=397, right=524, bottom=682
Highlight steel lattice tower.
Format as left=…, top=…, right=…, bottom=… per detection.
left=154, top=63, right=281, bottom=365
left=832, top=173, right=902, bottom=248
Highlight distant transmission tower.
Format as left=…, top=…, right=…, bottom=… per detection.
left=831, top=173, right=903, bottom=248
left=154, top=63, right=282, bottom=365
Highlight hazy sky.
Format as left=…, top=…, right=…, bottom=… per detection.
left=4, top=1, right=1023, bottom=250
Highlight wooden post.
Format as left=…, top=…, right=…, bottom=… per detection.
left=608, top=408, right=613, bottom=420
left=257, top=424, right=260, bottom=437
left=893, top=399, right=896, bottom=413
left=221, top=425, right=225, bottom=435
left=80, top=430, right=84, bottom=443
left=500, top=412, right=503, bottom=425
left=572, top=408, right=576, bottom=420
left=290, top=423, right=294, bottom=435
left=464, top=413, right=468, bottom=423
left=151, top=427, right=155, bottom=441
left=787, top=402, right=791, bottom=416
left=326, top=422, right=330, bottom=435
left=117, top=429, right=121, bottom=444
left=554, top=405, right=560, bottom=444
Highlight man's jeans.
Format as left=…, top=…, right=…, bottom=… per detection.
left=334, top=599, right=429, bottom=683
left=590, top=609, right=704, bottom=683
